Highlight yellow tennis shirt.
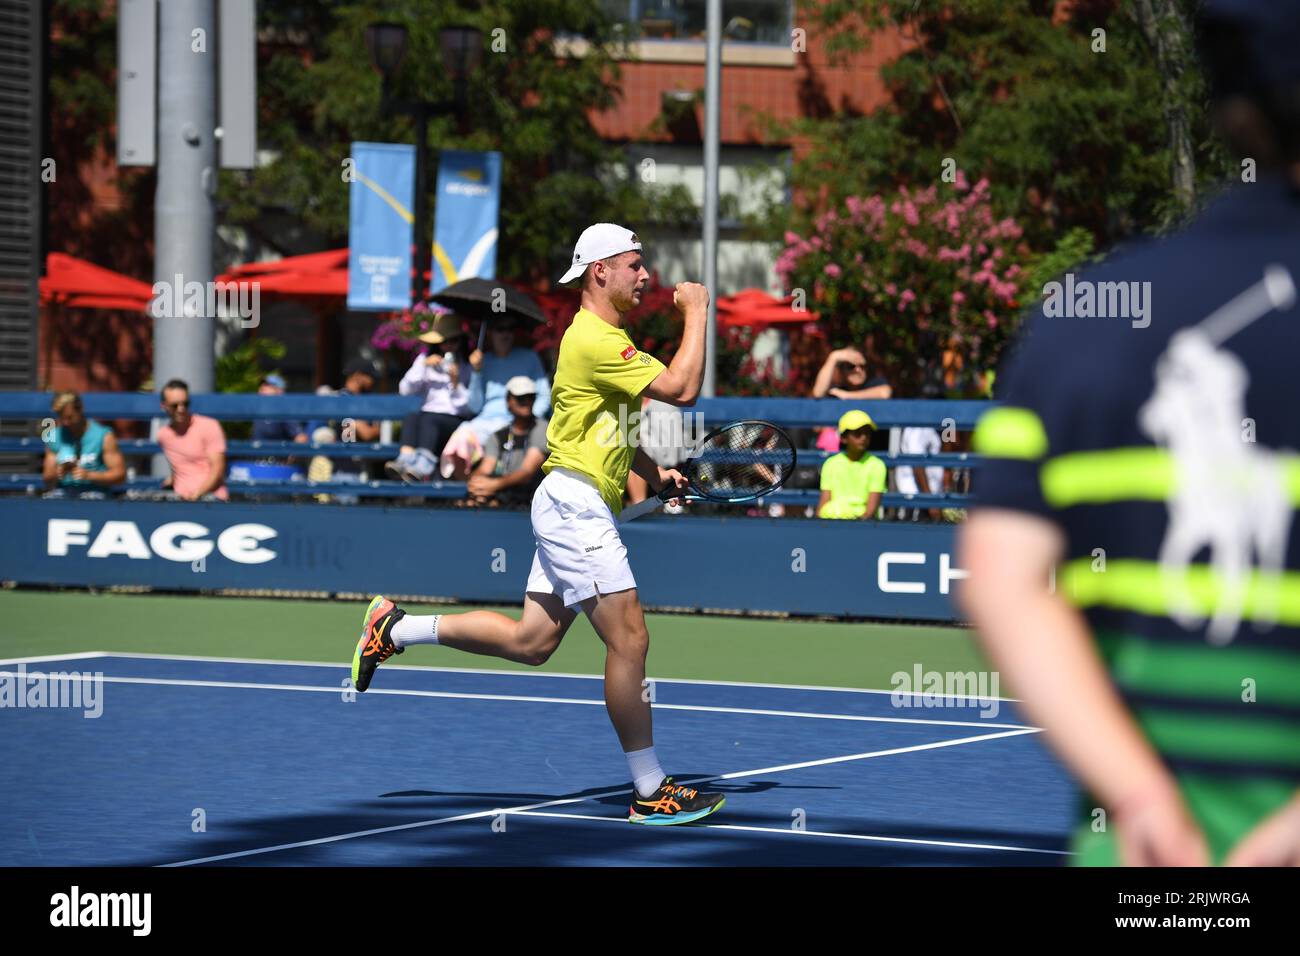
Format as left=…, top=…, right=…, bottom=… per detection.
left=819, top=452, right=887, bottom=519
left=542, top=307, right=667, bottom=513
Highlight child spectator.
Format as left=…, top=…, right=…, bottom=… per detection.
left=817, top=410, right=885, bottom=520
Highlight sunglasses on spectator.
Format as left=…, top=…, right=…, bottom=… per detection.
left=163, top=400, right=190, bottom=410
left=837, top=361, right=867, bottom=371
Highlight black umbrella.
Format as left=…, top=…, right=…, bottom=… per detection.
left=430, top=277, right=545, bottom=324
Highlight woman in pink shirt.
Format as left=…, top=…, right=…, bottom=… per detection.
left=157, top=379, right=229, bottom=501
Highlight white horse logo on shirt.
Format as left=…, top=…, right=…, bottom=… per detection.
left=1137, top=266, right=1295, bottom=644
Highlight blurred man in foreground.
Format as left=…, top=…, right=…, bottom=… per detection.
left=960, top=1, right=1300, bottom=866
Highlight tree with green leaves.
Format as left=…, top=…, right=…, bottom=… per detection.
left=740, top=0, right=1235, bottom=393
left=221, top=0, right=698, bottom=285
left=757, top=0, right=1232, bottom=254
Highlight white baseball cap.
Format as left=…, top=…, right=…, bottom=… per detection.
left=558, top=223, right=642, bottom=284
left=505, top=375, right=537, bottom=398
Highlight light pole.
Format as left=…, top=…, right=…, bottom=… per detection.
left=366, top=22, right=482, bottom=309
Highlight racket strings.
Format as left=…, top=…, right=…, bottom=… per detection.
left=687, top=423, right=795, bottom=499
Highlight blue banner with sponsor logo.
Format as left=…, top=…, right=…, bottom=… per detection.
left=347, top=142, right=416, bottom=311
left=430, top=149, right=502, bottom=296
left=0, top=499, right=964, bottom=621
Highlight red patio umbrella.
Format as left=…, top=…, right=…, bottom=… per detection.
left=39, top=252, right=154, bottom=312
left=716, top=288, right=818, bottom=327
left=217, top=248, right=349, bottom=296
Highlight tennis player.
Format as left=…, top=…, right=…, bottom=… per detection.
left=350, top=223, right=727, bottom=825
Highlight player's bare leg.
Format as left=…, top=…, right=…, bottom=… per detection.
left=429, top=591, right=575, bottom=665
left=581, top=587, right=652, bottom=752
left=582, top=586, right=726, bottom=824
left=352, top=591, right=574, bottom=691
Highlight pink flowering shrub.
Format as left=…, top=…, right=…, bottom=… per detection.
left=370, top=302, right=453, bottom=354
left=776, top=174, right=1029, bottom=394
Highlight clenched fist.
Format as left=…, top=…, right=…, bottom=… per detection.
left=673, top=282, right=709, bottom=315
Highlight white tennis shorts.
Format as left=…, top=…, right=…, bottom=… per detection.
left=526, top=467, right=637, bottom=608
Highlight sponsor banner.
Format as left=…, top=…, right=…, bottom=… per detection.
left=430, top=150, right=502, bottom=296
left=347, top=141, right=416, bottom=311
left=0, top=500, right=964, bottom=621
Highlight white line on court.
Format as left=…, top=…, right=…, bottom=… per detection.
left=0, top=651, right=109, bottom=666
left=1, top=672, right=1032, bottom=730
left=717, top=729, right=1040, bottom=778
left=510, top=810, right=1071, bottom=856
left=92, top=651, right=1020, bottom=703
left=161, top=727, right=1039, bottom=866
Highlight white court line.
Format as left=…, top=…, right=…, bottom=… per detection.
left=717, top=728, right=1039, bottom=778
left=0, top=651, right=109, bottom=666
left=162, top=727, right=1034, bottom=866
left=93, top=651, right=1019, bottom=703
left=511, top=810, right=1070, bottom=857
left=0, top=672, right=1032, bottom=730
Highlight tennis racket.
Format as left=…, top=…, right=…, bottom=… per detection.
left=619, top=419, right=797, bottom=523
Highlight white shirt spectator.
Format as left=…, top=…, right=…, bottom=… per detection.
left=895, top=426, right=944, bottom=496
left=400, top=352, right=469, bottom=416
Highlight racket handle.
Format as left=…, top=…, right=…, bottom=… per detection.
left=619, top=494, right=666, bottom=523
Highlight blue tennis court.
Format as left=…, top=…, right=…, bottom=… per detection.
left=2, top=652, right=1077, bottom=866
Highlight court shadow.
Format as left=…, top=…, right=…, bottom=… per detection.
left=129, top=806, right=1066, bottom=868
left=378, top=775, right=838, bottom=815
left=122, top=771, right=1065, bottom=867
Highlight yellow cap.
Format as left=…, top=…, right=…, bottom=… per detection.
left=838, top=409, right=876, bottom=434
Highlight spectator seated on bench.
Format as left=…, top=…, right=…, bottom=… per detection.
left=817, top=410, right=885, bottom=520
left=157, top=379, right=228, bottom=501
left=441, top=314, right=552, bottom=480
left=307, top=359, right=382, bottom=502
left=231, top=373, right=309, bottom=483
left=465, top=377, right=548, bottom=508
left=386, top=315, right=470, bottom=482
left=41, top=391, right=126, bottom=499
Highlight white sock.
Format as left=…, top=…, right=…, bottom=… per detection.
left=391, top=614, right=440, bottom=648
left=626, top=746, right=665, bottom=798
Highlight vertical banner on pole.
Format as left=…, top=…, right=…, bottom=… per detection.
left=347, top=142, right=416, bottom=311
left=429, top=150, right=502, bottom=296
left=117, top=0, right=157, bottom=167
left=217, top=0, right=257, bottom=169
